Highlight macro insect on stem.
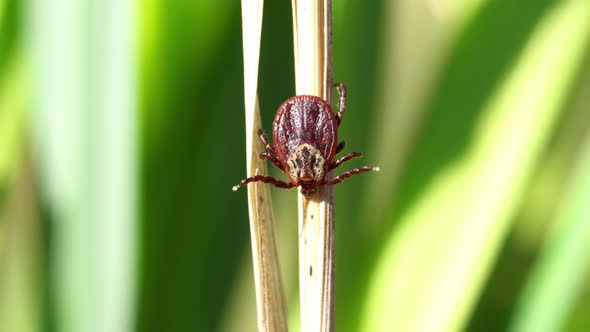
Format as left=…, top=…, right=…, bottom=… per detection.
left=233, top=82, right=379, bottom=196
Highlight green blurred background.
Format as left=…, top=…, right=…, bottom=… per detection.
left=1, top=0, right=590, bottom=331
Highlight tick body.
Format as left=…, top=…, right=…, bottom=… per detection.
left=233, top=83, right=379, bottom=196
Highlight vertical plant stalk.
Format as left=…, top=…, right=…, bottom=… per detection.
left=508, top=124, right=590, bottom=332
left=292, top=0, right=335, bottom=331
left=0, top=154, right=41, bottom=332
left=241, top=0, right=289, bottom=331
left=0, top=54, right=40, bottom=332
left=26, top=0, right=137, bottom=330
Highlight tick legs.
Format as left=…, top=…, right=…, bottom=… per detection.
left=329, top=152, right=361, bottom=171
left=234, top=129, right=291, bottom=191
left=334, top=82, right=346, bottom=126
left=335, top=141, right=345, bottom=154
left=323, top=166, right=379, bottom=187
left=258, top=129, right=283, bottom=170
left=260, top=151, right=283, bottom=170
left=258, top=129, right=275, bottom=152
left=232, top=175, right=295, bottom=191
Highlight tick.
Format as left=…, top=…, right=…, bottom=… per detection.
left=233, top=82, right=379, bottom=196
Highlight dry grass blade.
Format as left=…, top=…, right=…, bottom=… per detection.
left=291, top=0, right=334, bottom=331
left=240, top=0, right=288, bottom=331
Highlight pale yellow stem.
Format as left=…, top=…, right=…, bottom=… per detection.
left=291, top=0, right=335, bottom=331
left=241, top=0, right=289, bottom=330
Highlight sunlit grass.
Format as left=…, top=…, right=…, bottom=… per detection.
left=24, top=0, right=137, bottom=331
left=0, top=53, right=27, bottom=192
left=509, top=106, right=590, bottom=332
left=361, top=0, right=590, bottom=331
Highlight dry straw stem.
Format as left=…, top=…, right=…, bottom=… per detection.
left=240, top=0, right=288, bottom=331
left=292, top=0, right=335, bottom=331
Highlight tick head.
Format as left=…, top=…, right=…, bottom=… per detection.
left=300, top=181, right=317, bottom=196
left=286, top=143, right=326, bottom=185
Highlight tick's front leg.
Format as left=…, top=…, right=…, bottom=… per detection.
left=232, top=175, right=295, bottom=191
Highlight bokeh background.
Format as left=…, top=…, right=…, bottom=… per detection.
left=1, top=0, right=590, bottom=331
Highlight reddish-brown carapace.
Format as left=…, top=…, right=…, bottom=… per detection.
left=233, top=82, right=379, bottom=196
